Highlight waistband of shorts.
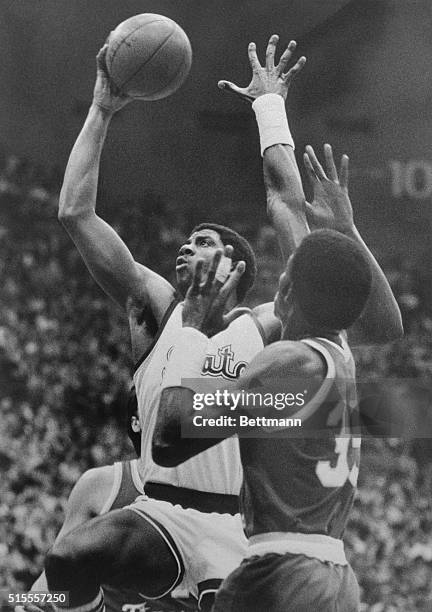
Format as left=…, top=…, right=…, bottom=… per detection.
left=247, top=532, right=347, bottom=565
left=144, top=481, right=239, bottom=515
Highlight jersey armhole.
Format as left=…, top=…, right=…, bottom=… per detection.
left=130, top=459, right=145, bottom=494
left=99, top=462, right=122, bottom=515
left=246, top=309, right=268, bottom=346
left=134, top=296, right=180, bottom=372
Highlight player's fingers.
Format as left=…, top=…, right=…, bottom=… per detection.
left=303, top=152, right=319, bottom=185
left=248, top=42, right=262, bottom=73
left=276, top=40, right=296, bottom=75
left=218, top=81, right=254, bottom=103
left=204, top=249, right=223, bottom=289
left=339, top=154, right=349, bottom=188
left=215, top=247, right=234, bottom=286
left=219, top=261, right=246, bottom=302
left=305, top=145, right=327, bottom=180
left=283, top=56, right=306, bottom=80
left=96, top=44, right=109, bottom=72
left=324, top=144, right=338, bottom=182
left=223, top=245, right=234, bottom=259
left=266, top=34, right=279, bottom=70
left=191, top=259, right=205, bottom=293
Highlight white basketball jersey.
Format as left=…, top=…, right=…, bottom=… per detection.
left=133, top=301, right=264, bottom=495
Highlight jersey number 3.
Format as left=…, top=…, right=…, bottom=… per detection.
left=316, top=436, right=361, bottom=488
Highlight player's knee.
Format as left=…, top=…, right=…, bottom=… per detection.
left=45, top=534, right=90, bottom=588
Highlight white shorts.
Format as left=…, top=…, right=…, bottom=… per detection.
left=126, top=494, right=247, bottom=602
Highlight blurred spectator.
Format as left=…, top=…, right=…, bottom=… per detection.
left=0, top=154, right=432, bottom=610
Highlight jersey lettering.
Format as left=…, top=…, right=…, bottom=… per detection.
left=202, top=344, right=247, bottom=380
left=316, top=436, right=361, bottom=488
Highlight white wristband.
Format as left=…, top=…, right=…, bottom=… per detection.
left=252, top=93, right=294, bottom=156
left=162, top=327, right=208, bottom=390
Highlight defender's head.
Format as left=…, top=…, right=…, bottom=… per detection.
left=274, top=229, right=372, bottom=331
left=176, top=223, right=257, bottom=304
left=126, top=388, right=141, bottom=457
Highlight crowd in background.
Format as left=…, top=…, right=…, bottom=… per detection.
left=1, top=154, right=432, bottom=611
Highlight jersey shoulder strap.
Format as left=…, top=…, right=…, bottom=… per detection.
left=134, top=296, right=180, bottom=371
left=100, top=460, right=144, bottom=514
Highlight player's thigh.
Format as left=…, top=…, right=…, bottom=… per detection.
left=52, top=508, right=181, bottom=595
left=214, top=553, right=360, bottom=612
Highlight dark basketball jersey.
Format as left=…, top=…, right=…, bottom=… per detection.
left=240, top=336, right=360, bottom=540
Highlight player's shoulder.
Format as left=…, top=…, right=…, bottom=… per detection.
left=129, top=262, right=177, bottom=322
left=68, top=464, right=115, bottom=516
left=245, top=339, right=325, bottom=380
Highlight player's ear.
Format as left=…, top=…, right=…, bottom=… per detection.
left=279, top=271, right=291, bottom=300
left=131, top=416, right=141, bottom=433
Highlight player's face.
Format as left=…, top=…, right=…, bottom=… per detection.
left=176, top=230, right=225, bottom=295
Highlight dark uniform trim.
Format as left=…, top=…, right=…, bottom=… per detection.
left=145, top=482, right=239, bottom=516
left=134, top=297, right=180, bottom=372
left=197, top=579, right=222, bottom=611
left=130, top=509, right=185, bottom=599
left=246, top=309, right=268, bottom=346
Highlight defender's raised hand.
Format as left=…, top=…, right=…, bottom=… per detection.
left=303, top=144, right=354, bottom=234
left=182, top=246, right=246, bottom=335
left=92, top=44, right=133, bottom=114
left=218, top=35, right=306, bottom=103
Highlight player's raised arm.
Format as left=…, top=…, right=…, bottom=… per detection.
left=219, top=35, right=309, bottom=262
left=303, top=144, right=403, bottom=343
left=58, top=45, right=174, bottom=313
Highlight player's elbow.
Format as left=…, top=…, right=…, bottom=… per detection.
left=58, top=195, right=93, bottom=226
left=152, top=439, right=183, bottom=468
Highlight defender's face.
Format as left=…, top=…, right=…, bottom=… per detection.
left=176, top=229, right=225, bottom=295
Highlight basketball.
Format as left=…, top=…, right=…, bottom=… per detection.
left=105, top=14, right=192, bottom=101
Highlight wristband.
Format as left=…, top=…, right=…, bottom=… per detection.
left=162, top=327, right=208, bottom=389
left=252, top=93, right=294, bottom=156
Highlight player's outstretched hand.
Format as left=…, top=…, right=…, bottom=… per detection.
left=182, top=246, right=245, bottom=336
left=303, top=144, right=355, bottom=234
left=218, top=35, right=306, bottom=103
left=92, top=44, right=133, bottom=114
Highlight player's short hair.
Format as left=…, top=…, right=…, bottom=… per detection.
left=125, top=388, right=141, bottom=457
left=291, top=229, right=372, bottom=330
left=191, top=223, right=257, bottom=302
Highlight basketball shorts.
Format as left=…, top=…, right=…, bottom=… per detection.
left=126, top=494, right=247, bottom=604
left=212, top=552, right=360, bottom=612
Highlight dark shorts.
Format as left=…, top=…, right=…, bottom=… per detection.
left=213, top=552, right=360, bottom=612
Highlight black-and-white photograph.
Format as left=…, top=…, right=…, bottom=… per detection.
left=1, top=1, right=431, bottom=611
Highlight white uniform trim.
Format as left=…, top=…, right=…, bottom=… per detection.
left=315, top=335, right=351, bottom=362
left=247, top=532, right=347, bottom=565
left=99, top=462, right=123, bottom=515
left=130, top=459, right=145, bottom=495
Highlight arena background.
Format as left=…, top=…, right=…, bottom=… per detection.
left=0, top=1, right=431, bottom=610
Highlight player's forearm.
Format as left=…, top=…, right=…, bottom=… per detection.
left=345, top=225, right=403, bottom=343
left=58, top=104, right=112, bottom=222
left=252, top=92, right=309, bottom=261
left=263, top=143, right=310, bottom=260
left=152, top=387, right=220, bottom=466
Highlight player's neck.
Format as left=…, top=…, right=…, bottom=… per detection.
left=281, top=313, right=339, bottom=342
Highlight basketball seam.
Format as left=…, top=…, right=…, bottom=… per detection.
left=109, top=18, right=168, bottom=71
left=132, top=37, right=190, bottom=99
left=115, top=23, right=177, bottom=91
